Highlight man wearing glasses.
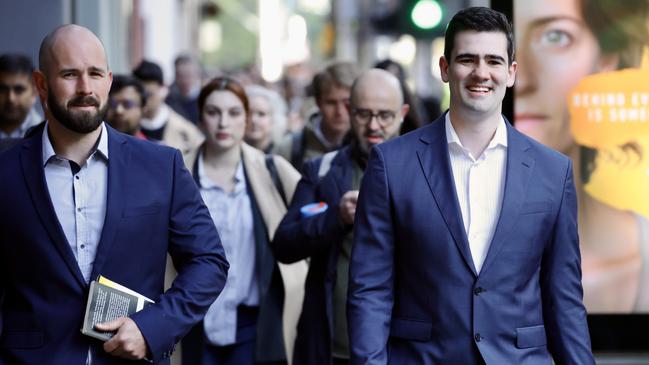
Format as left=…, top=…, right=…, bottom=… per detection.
left=106, top=75, right=148, bottom=139
left=271, top=68, right=409, bottom=365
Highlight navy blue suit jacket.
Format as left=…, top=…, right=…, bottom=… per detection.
left=347, top=116, right=594, bottom=364
left=272, top=146, right=354, bottom=365
left=0, top=124, right=229, bottom=364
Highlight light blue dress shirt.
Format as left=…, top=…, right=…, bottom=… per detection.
left=198, top=154, right=258, bottom=346
left=42, top=122, right=108, bottom=283
left=42, top=122, right=109, bottom=364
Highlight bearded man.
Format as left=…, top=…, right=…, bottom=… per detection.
left=0, top=24, right=229, bottom=365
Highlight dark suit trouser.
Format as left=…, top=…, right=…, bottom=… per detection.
left=183, top=306, right=287, bottom=365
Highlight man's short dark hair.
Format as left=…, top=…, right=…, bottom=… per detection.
left=444, top=7, right=514, bottom=65
left=132, top=60, right=164, bottom=85
left=0, top=54, right=34, bottom=76
left=174, top=54, right=196, bottom=68
left=110, top=74, right=147, bottom=107
left=309, top=61, right=359, bottom=102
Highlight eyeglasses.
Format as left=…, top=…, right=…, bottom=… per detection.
left=351, top=108, right=397, bottom=126
left=108, top=99, right=140, bottom=110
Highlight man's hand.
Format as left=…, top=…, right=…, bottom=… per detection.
left=95, top=317, right=149, bottom=360
left=339, top=190, right=359, bottom=225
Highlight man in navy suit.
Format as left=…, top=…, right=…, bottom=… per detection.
left=347, top=7, right=594, bottom=365
left=0, top=25, right=228, bottom=364
left=272, top=69, right=408, bottom=365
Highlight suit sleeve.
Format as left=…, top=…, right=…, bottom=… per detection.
left=347, top=146, right=394, bottom=365
left=541, top=160, right=595, bottom=365
left=130, top=149, right=229, bottom=362
left=271, top=159, right=349, bottom=263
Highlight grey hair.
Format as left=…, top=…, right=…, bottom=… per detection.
left=245, top=84, right=288, bottom=143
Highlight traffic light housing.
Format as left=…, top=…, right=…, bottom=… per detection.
left=371, top=0, right=468, bottom=39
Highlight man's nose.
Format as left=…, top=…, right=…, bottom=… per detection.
left=472, top=61, right=490, bottom=80
left=7, top=90, right=17, bottom=103
left=76, top=74, right=92, bottom=95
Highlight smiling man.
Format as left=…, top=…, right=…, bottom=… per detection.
left=0, top=25, right=228, bottom=365
left=347, top=7, right=594, bottom=365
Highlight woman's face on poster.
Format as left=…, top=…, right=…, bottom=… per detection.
left=514, top=0, right=618, bottom=154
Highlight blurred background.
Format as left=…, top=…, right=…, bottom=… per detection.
left=2, top=0, right=649, bottom=363
left=0, top=0, right=490, bottom=126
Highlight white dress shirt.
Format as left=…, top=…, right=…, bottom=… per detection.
left=445, top=114, right=507, bottom=273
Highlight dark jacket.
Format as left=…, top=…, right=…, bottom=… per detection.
left=271, top=146, right=355, bottom=365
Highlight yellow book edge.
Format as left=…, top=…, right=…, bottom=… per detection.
left=97, top=275, right=155, bottom=311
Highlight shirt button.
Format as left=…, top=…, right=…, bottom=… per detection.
left=75, top=175, right=80, bottom=180
left=80, top=244, right=85, bottom=249
left=475, top=333, right=483, bottom=342
left=77, top=207, right=82, bottom=212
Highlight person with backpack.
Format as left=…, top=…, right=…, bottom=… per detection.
left=271, top=69, right=409, bottom=365
left=274, top=62, right=359, bottom=171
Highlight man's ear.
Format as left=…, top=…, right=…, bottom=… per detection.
left=32, top=70, right=48, bottom=105
left=159, top=85, right=169, bottom=99
left=400, top=104, right=410, bottom=119
left=439, top=56, right=450, bottom=83
left=506, top=61, right=517, bottom=88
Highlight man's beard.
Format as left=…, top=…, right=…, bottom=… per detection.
left=48, top=93, right=107, bottom=134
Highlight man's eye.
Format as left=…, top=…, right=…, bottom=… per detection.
left=379, top=111, right=394, bottom=120
left=357, top=111, right=371, bottom=118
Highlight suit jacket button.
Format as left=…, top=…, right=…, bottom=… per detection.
left=473, top=287, right=484, bottom=295
left=475, top=333, right=483, bottom=342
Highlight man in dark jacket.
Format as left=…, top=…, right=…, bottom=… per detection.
left=271, top=69, right=408, bottom=365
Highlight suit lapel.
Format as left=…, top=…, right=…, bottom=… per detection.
left=417, top=117, right=477, bottom=276
left=480, top=124, right=535, bottom=275
left=20, top=126, right=87, bottom=288
left=90, top=128, right=129, bottom=280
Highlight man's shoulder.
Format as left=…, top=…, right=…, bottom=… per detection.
left=510, top=126, right=571, bottom=168
left=303, top=145, right=351, bottom=176
left=375, top=122, right=433, bottom=158
left=111, top=128, right=179, bottom=159
left=0, top=138, right=25, bottom=168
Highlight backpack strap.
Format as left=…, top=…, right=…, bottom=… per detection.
left=317, top=150, right=339, bottom=179
left=289, top=129, right=306, bottom=170
left=265, top=154, right=288, bottom=207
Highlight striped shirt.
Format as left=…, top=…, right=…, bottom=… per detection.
left=445, top=114, right=507, bottom=273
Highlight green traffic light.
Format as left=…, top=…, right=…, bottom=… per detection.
left=411, top=0, right=443, bottom=30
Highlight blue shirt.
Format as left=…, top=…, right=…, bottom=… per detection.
left=42, top=122, right=108, bottom=283
left=42, top=122, right=108, bottom=365
left=198, top=154, right=258, bottom=346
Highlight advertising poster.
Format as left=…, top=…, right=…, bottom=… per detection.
left=514, top=0, right=649, bottom=314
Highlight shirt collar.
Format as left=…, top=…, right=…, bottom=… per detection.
left=312, top=114, right=338, bottom=150
left=198, top=151, right=246, bottom=193
left=445, top=112, right=508, bottom=150
left=140, top=103, right=170, bottom=131
left=42, top=121, right=109, bottom=166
